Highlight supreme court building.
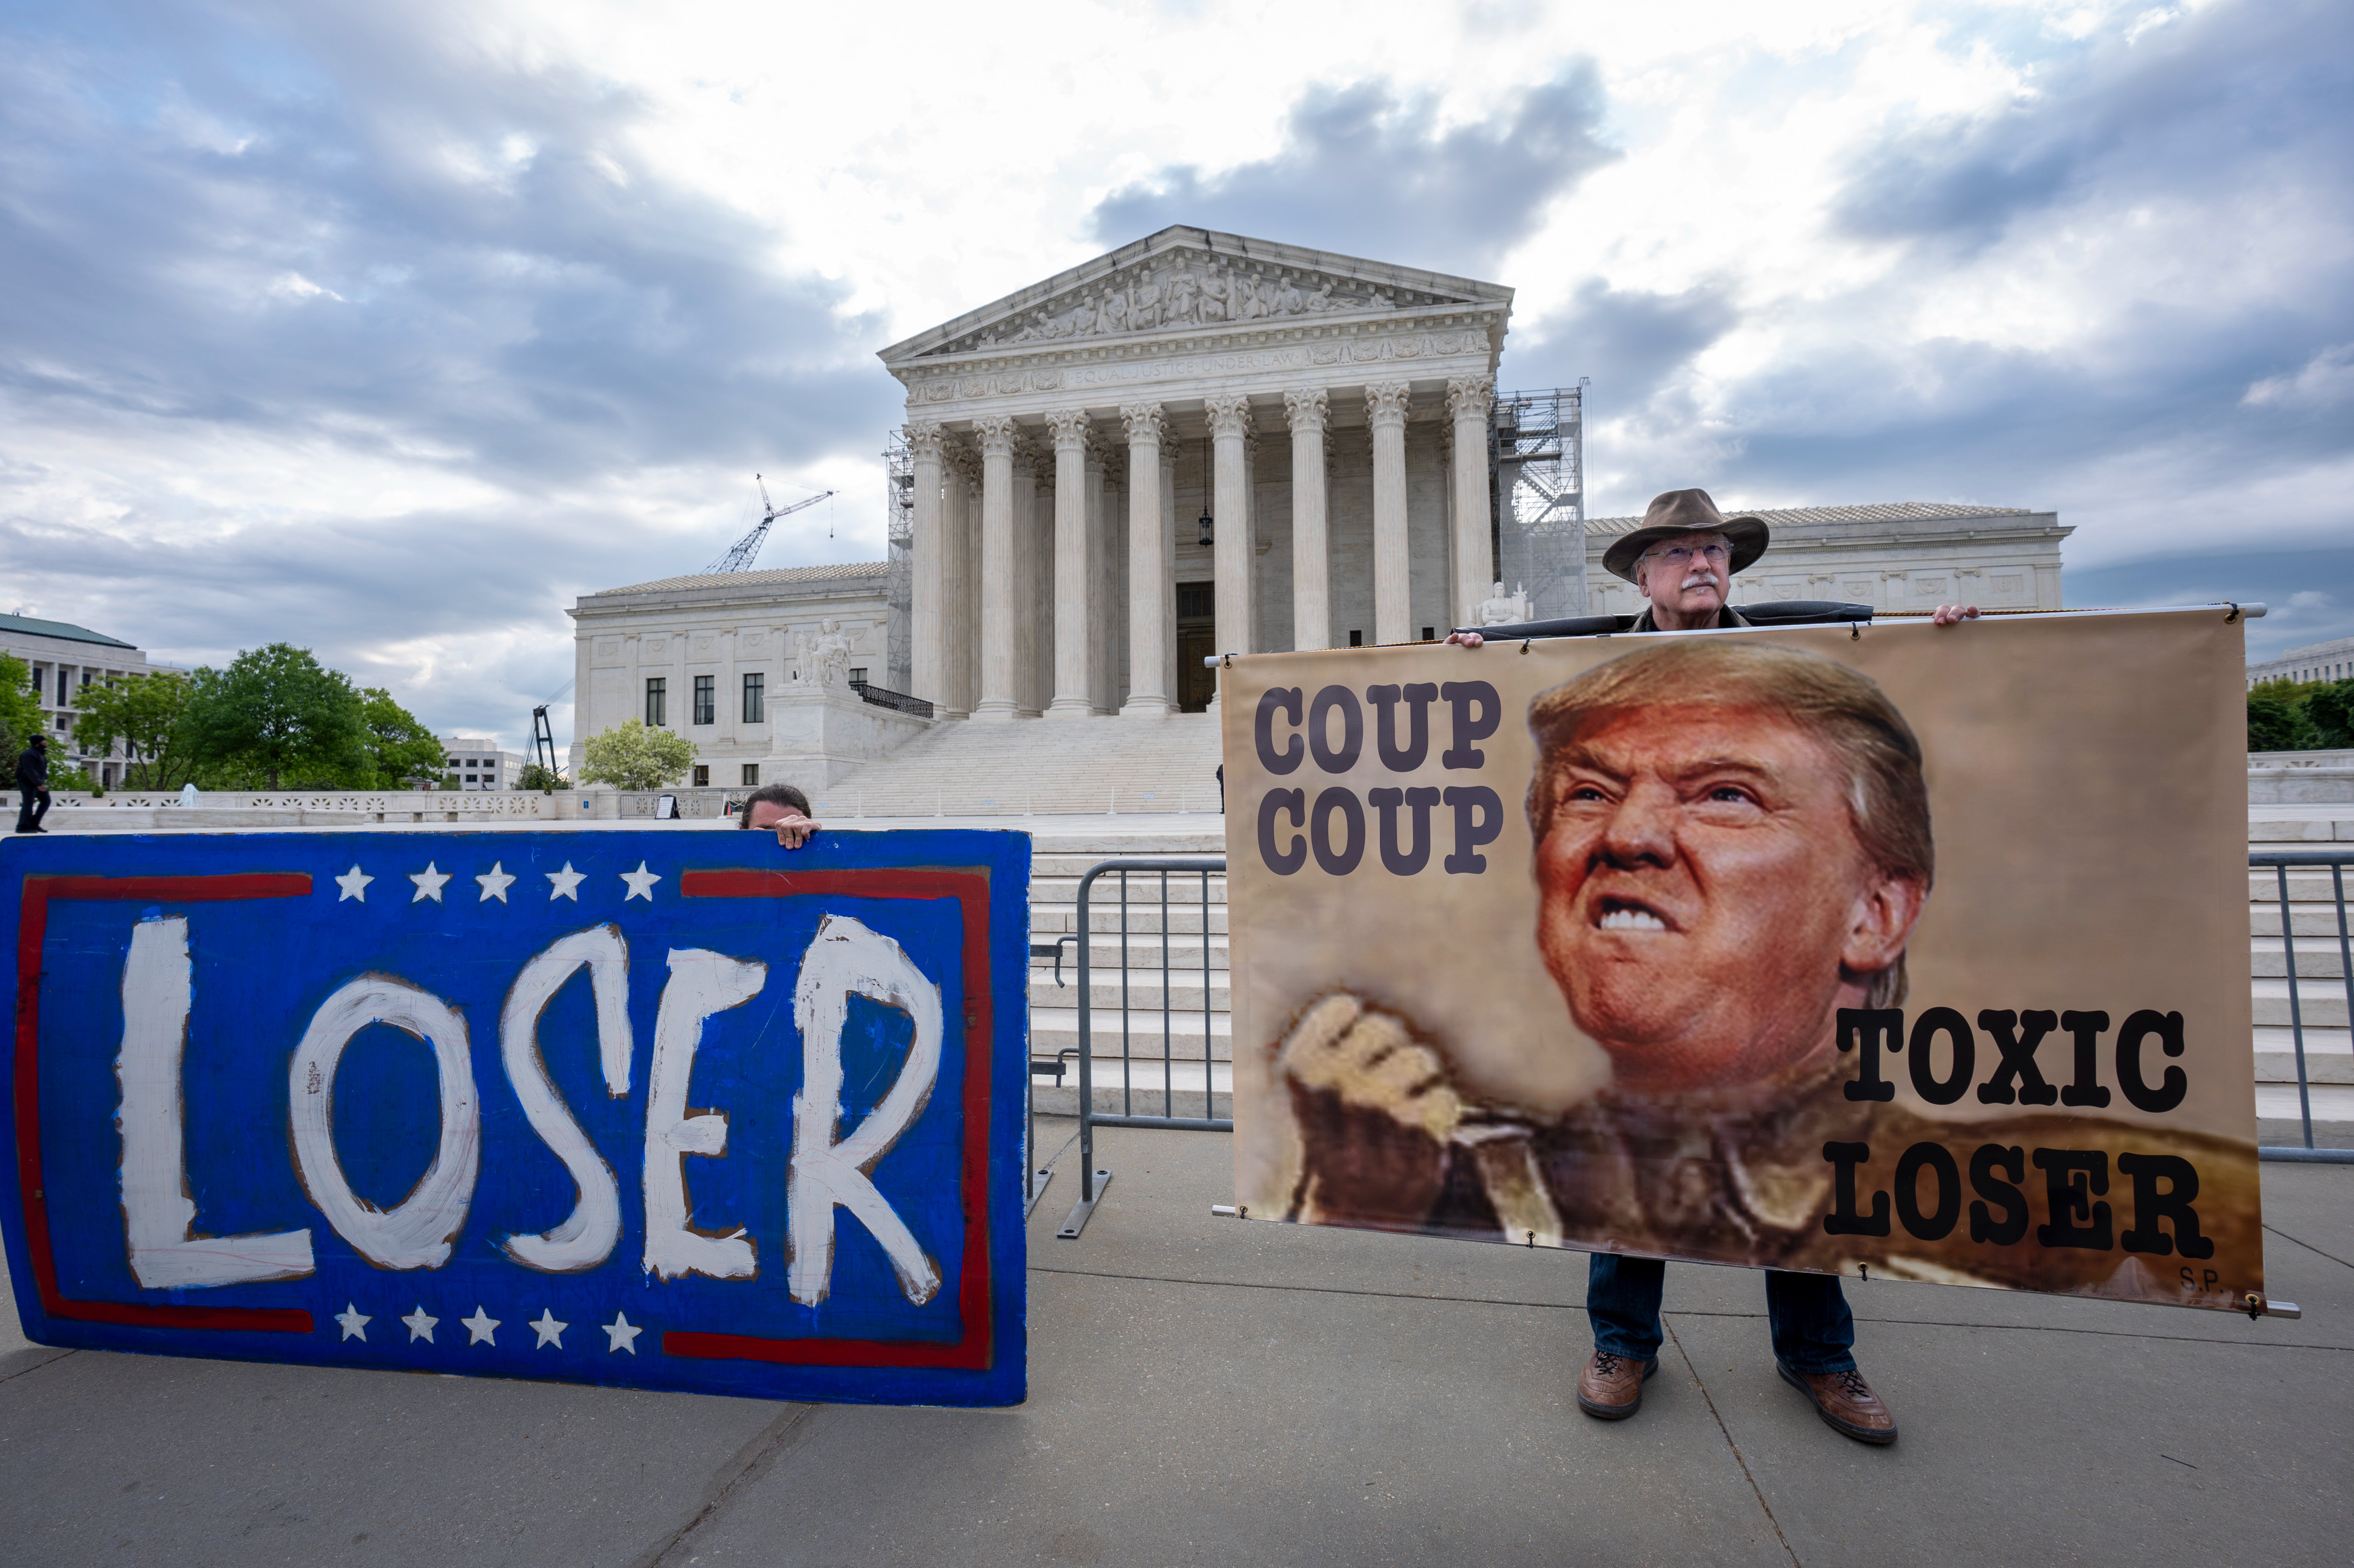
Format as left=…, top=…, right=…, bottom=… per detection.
left=883, top=226, right=1515, bottom=719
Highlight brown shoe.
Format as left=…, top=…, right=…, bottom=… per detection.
left=1576, top=1350, right=1658, bottom=1420
left=1778, top=1363, right=1898, bottom=1444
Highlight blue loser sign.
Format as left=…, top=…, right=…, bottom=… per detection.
left=0, top=828, right=1029, bottom=1406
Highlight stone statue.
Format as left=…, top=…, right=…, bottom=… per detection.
left=1132, top=266, right=1161, bottom=330
left=1275, top=275, right=1304, bottom=314
left=1474, top=581, right=1530, bottom=627
left=1102, top=288, right=1128, bottom=331
left=1303, top=281, right=1337, bottom=312
left=797, top=619, right=855, bottom=690
left=1199, top=267, right=1229, bottom=321
left=1166, top=264, right=1198, bottom=324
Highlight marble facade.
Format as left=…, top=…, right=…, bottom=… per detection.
left=565, top=563, right=894, bottom=787
left=880, top=226, right=1512, bottom=717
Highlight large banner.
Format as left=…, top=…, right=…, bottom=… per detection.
left=1, top=827, right=1028, bottom=1404
left=1223, top=609, right=2266, bottom=1314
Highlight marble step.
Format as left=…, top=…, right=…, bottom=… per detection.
left=2256, top=1081, right=2354, bottom=1125
left=1029, top=1056, right=1231, bottom=1119
left=1028, top=973, right=1229, bottom=1012
left=1028, top=933, right=1230, bottom=972
left=2248, top=906, right=2354, bottom=937
left=2249, top=939, right=2349, bottom=979
left=2251, top=980, right=2350, bottom=1028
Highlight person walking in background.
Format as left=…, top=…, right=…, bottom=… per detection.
left=15, top=733, right=51, bottom=833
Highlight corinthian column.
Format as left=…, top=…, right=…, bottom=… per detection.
left=971, top=415, right=1019, bottom=721
left=1367, top=382, right=1413, bottom=645
left=1011, top=439, right=1043, bottom=717
left=1087, top=438, right=1115, bottom=712
left=1045, top=409, right=1094, bottom=717
left=1284, top=389, right=1329, bottom=650
left=1447, top=377, right=1496, bottom=628
left=1119, top=404, right=1173, bottom=717
left=1205, top=395, right=1254, bottom=665
left=945, top=442, right=980, bottom=718
left=906, top=421, right=946, bottom=709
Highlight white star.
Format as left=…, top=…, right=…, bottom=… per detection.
left=334, top=1302, right=371, bottom=1341
left=602, top=1311, right=644, bottom=1355
left=410, top=863, right=451, bottom=903
left=401, top=1304, right=439, bottom=1343
left=335, top=865, right=373, bottom=903
left=461, top=1306, right=499, bottom=1346
left=620, top=862, right=662, bottom=901
left=547, top=862, right=585, bottom=901
left=530, top=1308, right=568, bottom=1349
left=476, top=863, right=516, bottom=903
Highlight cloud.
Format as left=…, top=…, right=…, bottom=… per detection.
left=2244, top=344, right=2354, bottom=413
left=1835, top=0, right=2352, bottom=252
left=2064, top=544, right=2354, bottom=661
left=0, top=0, right=898, bottom=745
left=1087, top=66, right=1616, bottom=277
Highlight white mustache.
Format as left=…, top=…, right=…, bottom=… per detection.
left=1678, top=571, right=1722, bottom=593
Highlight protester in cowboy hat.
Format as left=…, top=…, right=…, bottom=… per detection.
left=1449, top=487, right=1979, bottom=645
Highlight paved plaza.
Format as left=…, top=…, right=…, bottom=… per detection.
left=2, top=1121, right=2347, bottom=1566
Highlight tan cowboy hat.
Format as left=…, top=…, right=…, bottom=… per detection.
left=1601, top=489, right=1771, bottom=583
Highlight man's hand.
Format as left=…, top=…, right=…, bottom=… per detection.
left=1445, top=630, right=1485, bottom=649
left=1278, top=994, right=1461, bottom=1227
left=1930, top=604, right=1981, bottom=627
left=746, top=800, right=821, bottom=848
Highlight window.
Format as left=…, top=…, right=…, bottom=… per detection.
left=693, top=674, right=715, bottom=725
left=740, top=763, right=760, bottom=786
left=1348, top=630, right=1363, bottom=647
left=848, top=667, right=868, bottom=689
left=1422, top=627, right=1435, bottom=642
left=646, top=677, right=667, bottom=727
left=56, top=670, right=68, bottom=705
left=742, top=671, right=764, bottom=724
left=692, top=764, right=710, bottom=787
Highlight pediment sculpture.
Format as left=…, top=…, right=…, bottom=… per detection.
left=931, top=250, right=1469, bottom=356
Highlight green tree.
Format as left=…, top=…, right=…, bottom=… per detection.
left=579, top=718, right=698, bottom=790
left=181, top=644, right=368, bottom=790
left=355, top=687, right=448, bottom=787
left=2308, top=681, right=2354, bottom=749
left=0, top=653, right=47, bottom=788
left=71, top=671, right=196, bottom=791
left=515, top=761, right=569, bottom=791
left=2248, top=685, right=2320, bottom=753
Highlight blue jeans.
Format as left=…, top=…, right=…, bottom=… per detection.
left=1586, top=1253, right=1856, bottom=1375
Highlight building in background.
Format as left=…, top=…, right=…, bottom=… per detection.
left=1, top=611, right=180, bottom=789
left=436, top=736, right=521, bottom=791
left=2247, top=635, right=2354, bottom=689
left=565, top=563, right=893, bottom=787
left=1580, top=502, right=2071, bottom=619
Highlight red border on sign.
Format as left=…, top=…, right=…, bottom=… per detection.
left=14, top=873, right=315, bottom=1333
left=662, top=867, right=996, bottom=1370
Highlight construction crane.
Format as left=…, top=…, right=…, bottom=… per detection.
left=704, top=475, right=834, bottom=574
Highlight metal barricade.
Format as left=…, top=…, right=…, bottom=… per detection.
left=2253, top=849, right=2354, bottom=1164
left=1053, top=857, right=1228, bottom=1238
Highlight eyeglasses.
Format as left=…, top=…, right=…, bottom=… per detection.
left=1641, top=543, right=1729, bottom=567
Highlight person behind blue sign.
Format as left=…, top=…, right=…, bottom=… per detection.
left=14, top=732, right=51, bottom=834
left=736, top=781, right=823, bottom=847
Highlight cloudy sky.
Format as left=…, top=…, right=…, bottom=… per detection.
left=4, top=0, right=2348, bottom=747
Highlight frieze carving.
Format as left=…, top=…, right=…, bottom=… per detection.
left=927, top=246, right=1471, bottom=356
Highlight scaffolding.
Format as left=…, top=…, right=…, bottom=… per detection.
left=883, top=439, right=914, bottom=693
left=1490, top=382, right=1587, bottom=620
